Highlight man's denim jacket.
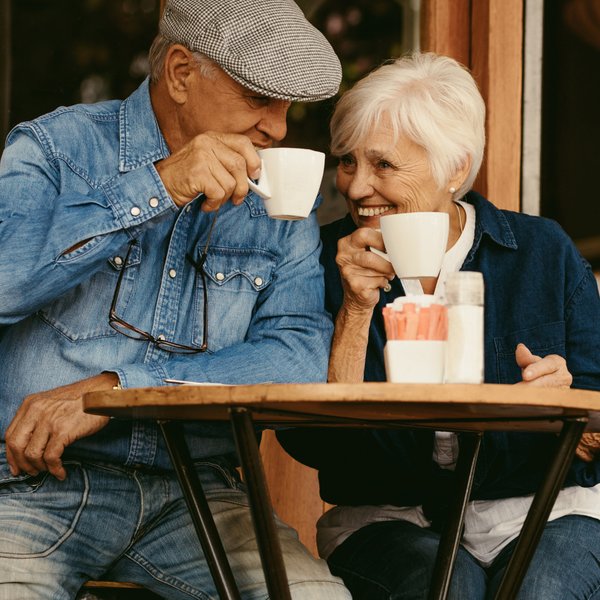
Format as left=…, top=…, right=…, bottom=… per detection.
left=0, top=79, right=332, bottom=470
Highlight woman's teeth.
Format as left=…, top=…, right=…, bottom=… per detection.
left=357, top=206, right=392, bottom=217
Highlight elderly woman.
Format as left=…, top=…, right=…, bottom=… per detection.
left=278, top=53, right=600, bottom=599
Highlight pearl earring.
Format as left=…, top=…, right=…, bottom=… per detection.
left=449, top=186, right=456, bottom=194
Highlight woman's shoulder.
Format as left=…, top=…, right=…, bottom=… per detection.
left=468, top=192, right=591, bottom=290
left=468, top=191, right=576, bottom=249
left=320, top=213, right=355, bottom=242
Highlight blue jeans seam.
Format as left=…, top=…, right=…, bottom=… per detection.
left=193, top=460, right=239, bottom=490
left=124, top=549, right=213, bottom=600
left=0, top=466, right=90, bottom=559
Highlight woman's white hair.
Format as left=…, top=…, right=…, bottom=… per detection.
left=148, top=34, right=217, bottom=84
left=330, top=52, right=486, bottom=198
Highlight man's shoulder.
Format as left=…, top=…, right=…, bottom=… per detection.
left=6, top=99, right=124, bottom=171
left=14, top=99, right=122, bottom=140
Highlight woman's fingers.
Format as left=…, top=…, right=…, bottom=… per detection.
left=515, top=343, right=572, bottom=387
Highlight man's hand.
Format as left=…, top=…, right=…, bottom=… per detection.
left=5, top=373, right=117, bottom=480
left=155, top=131, right=262, bottom=212
left=336, top=228, right=395, bottom=313
left=514, top=343, right=573, bottom=387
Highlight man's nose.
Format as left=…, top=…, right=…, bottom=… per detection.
left=258, top=100, right=291, bottom=142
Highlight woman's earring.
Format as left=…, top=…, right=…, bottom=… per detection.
left=449, top=186, right=457, bottom=194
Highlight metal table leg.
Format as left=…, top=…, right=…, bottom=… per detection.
left=230, top=407, right=292, bottom=600
left=159, top=421, right=241, bottom=600
left=493, top=417, right=588, bottom=600
left=428, top=432, right=483, bottom=600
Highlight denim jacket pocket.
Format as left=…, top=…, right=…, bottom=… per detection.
left=493, top=320, right=566, bottom=383
left=191, top=247, right=277, bottom=351
left=37, top=244, right=142, bottom=341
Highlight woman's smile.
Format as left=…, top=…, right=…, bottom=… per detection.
left=356, top=205, right=394, bottom=218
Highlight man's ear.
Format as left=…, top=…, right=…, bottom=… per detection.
left=162, top=44, right=196, bottom=104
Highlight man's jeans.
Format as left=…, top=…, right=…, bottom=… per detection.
left=0, top=459, right=350, bottom=600
left=327, top=516, right=600, bottom=599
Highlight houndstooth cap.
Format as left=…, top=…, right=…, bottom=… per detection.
left=159, top=0, right=342, bottom=102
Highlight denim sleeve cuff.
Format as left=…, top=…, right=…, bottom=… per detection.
left=101, top=164, right=177, bottom=230
left=112, top=362, right=172, bottom=389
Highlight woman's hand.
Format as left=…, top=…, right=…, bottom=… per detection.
left=336, top=228, right=395, bottom=313
left=514, top=343, right=573, bottom=387
left=514, top=343, right=600, bottom=462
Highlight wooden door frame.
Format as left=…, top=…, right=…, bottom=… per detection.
left=422, top=0, right=524, bottom=212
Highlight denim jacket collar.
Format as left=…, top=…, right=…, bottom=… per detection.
left=467, top=191, right=518, bottom=260
left=117, top=79, right=266, bottom=216
left=119, top=78, right=170, bottom=173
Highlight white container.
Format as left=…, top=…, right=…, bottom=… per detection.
left=384, top=340, right=446, bottom=383
left=444, top=271, right=484, bottom=384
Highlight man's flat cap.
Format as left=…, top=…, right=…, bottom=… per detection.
left=160, top=0, right=342, bottom=102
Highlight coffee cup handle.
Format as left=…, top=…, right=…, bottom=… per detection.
left=369, top=246, right=391, bottom=262
left=247, top=178, right=271, bottom=199
left=369, top=230, right=390, bottom=261
left=247, top=161, right=271, bottom=199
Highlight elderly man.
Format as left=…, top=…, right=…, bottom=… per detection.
left=0, top=1, right=350, bottom=598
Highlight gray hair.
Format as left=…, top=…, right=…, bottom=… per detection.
left=148, top=34, right=218, bottom=84
left=330, top=52, right=486, bottom=198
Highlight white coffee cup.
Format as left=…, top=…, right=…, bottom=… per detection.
left=247, top=147, right=325, bottom=220
left=379, top=212, right=449, bottom=278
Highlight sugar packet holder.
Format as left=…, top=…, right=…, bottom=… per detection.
left=383, top=294, right=447, bottom=383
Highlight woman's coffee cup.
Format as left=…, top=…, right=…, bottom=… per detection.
left=378, top=212, right=449, bottom=278
left=247, top=148, right=325, bottom=220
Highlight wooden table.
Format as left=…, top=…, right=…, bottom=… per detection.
left=84, top=383, right=600, bottom=600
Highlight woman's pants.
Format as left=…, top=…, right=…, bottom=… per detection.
left=327, top=515, right=600, bottom=599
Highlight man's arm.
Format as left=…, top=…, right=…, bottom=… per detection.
left=5, top=373, right=117, bottom=480
left=0, top=130, right=177, bottom=324
left=5, top=211, right=333, bottom=477
left=114, top=213, right=333, bottom=387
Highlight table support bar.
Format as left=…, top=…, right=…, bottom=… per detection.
left=494, top=417, right=588, bottom=600
left=428, top=432, right=483, bottom=600
left=230, top=408, right=292, bottom=600
left=159, top=421, right=241, bottom=600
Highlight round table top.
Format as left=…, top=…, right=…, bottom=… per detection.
left=84, top=382, right=600, bottom=432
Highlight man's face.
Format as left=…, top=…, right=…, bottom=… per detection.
left=180, top=65, right=292, bottom=149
